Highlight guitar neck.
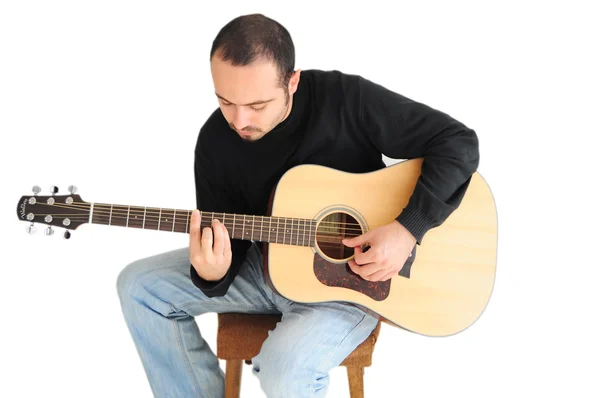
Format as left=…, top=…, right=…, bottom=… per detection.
left=89, top=202, right=317, bottom=247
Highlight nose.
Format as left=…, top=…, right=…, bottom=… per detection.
left=232, top=107, right=251, bottom=130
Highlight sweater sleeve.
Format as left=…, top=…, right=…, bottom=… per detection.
left=189, top=128, right=252, bottom=297
left=356, top=75, right=480, bottom=244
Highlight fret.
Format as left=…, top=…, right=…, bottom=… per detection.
left=144, top=207, right=159, bottom=230
left=91, top=203, right=110, bottom=225
left=260, top=216, right=263, bottom=242
left=126, top=206, right=130, bottom=227
left=241, top=215, right=246, bottom=240
left=252, top=215, right=256, bottom=241
left=173, top=209, right=186, bottom=233
left=244, top=216, right=252, bottom=240
left=302, top=218, right=306, bottom=246
left=269, top=217, right=272, bottom=243
left=158, top=208, right=176, bottom=232
left=209, top=211, right=214, bottom=232
left=127, top=206, right=144, bottom=229
left=89, top=203, right=94, bottom=224
left=143, top=207, right=147, bottom=229
left=282, top=217, right=287, bottom=244
left=110, top=205, right=128, bottom=227
left=172, top=209, right=176, bottom=232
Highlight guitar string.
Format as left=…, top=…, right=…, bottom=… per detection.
left=29, top=201, right=367, bottom=232
left=31, top=217, right=355, bottom=249
left=33, top=217, right=359, bottom=246
left=62, top=201, right=366, bottom=230
left=31, top=203, right=365, bottom=233
left=29, top=204, right=363, bottom=245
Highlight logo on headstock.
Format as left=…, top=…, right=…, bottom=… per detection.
left=20, top=198, right=27, bottom=219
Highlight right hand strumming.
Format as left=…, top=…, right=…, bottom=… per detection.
left=189, top=209, right=232, bottom=281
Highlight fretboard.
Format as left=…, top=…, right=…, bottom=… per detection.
left=89, top=203, right=316, bottom=247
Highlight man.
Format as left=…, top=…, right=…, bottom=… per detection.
left=117, top=13, right=479, bottom=398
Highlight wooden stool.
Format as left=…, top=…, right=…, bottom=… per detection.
left=216, top=313, right=381, bottom=398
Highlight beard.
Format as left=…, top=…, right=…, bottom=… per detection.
left=230, top=88, right=291, bottom=142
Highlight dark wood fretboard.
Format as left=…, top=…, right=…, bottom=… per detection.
left=88, top=203, right=316, bottom=246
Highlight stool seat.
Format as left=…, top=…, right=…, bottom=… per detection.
left=216, top=312, right=381, bottom=397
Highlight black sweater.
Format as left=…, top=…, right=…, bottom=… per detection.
left=190, top=69, right=479, bottom=297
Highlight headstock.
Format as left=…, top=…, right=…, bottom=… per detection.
left=16, top=185, right=89, bottom=239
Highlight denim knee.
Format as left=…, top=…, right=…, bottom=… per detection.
left=116, top=259, right=143, bottom=302
left=252, top=348, right=327, bottom=398
left=115, top=258, right=162, bottom=314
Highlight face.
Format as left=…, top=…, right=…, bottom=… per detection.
left=210, top=54, right=301, bottom=141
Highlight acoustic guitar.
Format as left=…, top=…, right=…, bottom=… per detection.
left=16, top=158, right=497, bottom=337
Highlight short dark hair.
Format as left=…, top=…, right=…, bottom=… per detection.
left=210, top=14, right=295, bottom=88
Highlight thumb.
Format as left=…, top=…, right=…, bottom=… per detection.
left=342, top=231, right=369, bottom=247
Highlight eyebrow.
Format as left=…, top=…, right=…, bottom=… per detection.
left=215, top=93, right=276, bottom=106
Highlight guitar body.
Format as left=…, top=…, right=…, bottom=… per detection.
left=263, top=158, right=497, bottom=337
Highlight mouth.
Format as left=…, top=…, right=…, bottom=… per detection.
left=237, top=129, right=256, bottom=136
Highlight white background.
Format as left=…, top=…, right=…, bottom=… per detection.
left=1, top=1, right=599, bottom=397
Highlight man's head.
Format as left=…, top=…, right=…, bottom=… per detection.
left=210, top=14, right=301, bottom=141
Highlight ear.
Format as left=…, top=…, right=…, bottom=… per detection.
left=288, top=69, right=302, bottom=95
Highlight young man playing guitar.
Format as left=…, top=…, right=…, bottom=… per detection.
left=117, top=13, right=480, bottom=397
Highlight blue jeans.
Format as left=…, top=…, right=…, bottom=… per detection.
left=116, top=242, right=379, bottom=398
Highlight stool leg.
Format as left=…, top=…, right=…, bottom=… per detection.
left=225, top=359, right=243, bottom=398
left=347, top=366, right=365, bottom=398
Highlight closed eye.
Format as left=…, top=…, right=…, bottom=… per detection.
left=218, top=98, right=266, bottom=112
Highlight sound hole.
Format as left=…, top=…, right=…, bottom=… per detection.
left=316, top=212, right=362, bottom=261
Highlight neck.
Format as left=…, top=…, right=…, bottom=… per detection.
left=87, top=202, right=316, bottom=246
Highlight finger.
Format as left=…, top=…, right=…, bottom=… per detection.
left=347, top=260, right=361, bottom=275
left=189, top=210, right=202, bottom=256
left=365, top=268, right=389, bottom=282
left=354, top=245, right=377, bottom=265
left=201, top=226, right=214, bottom=260
left=350, top=245, right=362, bottom=262
left=212, top=219, right=224, bottom=255
left=223, top=222, right=231, bottom=253
left=342, top=230, right=370, bottom=247
left=348, top=259, right=381, bottom=278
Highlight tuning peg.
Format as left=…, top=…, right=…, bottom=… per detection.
left=45, top=226, right=54, bottom=236
left=63, top=230, right=71, bottom=239
left=32, top=186, right=41, bottom=196
left=68, top=185, right=77, bottom=194
left=49, top=186, right=58, bottom=195
left=26, top=223, right=36, bottom=234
